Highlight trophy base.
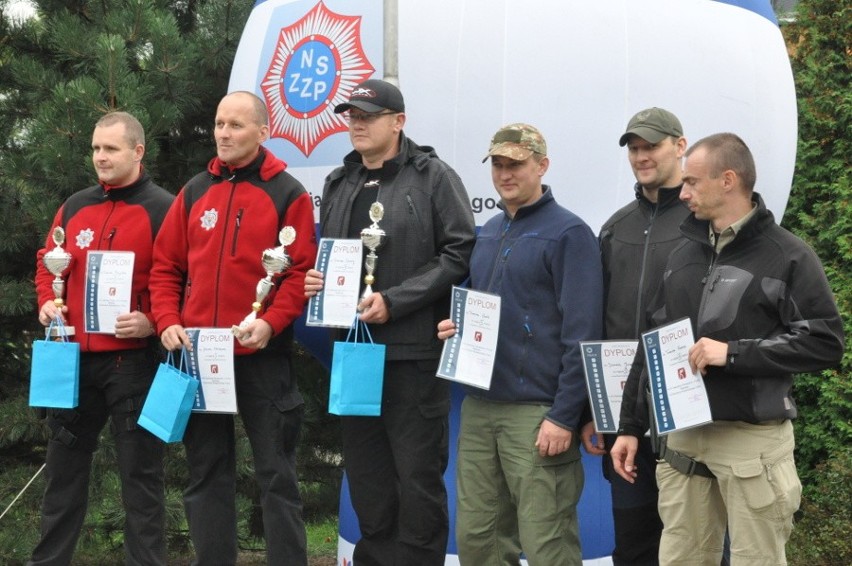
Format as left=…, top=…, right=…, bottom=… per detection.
left=45, top=326, right=75, bottom=338
left=232, top=310, right=256, bottom=340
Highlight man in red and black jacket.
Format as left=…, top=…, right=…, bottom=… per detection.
left=32, top=111, right=172, bottom=565
left=150, top=91, right=317, bottom=565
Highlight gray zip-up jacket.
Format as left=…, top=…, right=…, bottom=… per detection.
left=618, top=193, right=844, bottom=436
left=320, top=132, right=476, bottom=360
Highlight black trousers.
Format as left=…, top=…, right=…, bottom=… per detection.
left=182, top=350, right=306, bottom=566
left=603, top=434, right=663, bottom=566
left=29, top=348, right=166, bottom=566
left=341, top=359, right=450, bottom=566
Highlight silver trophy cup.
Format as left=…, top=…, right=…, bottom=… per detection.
left=360, top=202, right=386, bottom=300
left=232, top=226, right=296, bottom=338
left=43, top=226, right=75, bottom=337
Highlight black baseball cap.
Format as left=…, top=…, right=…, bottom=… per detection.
left=334, top=79, right=405, bottom=114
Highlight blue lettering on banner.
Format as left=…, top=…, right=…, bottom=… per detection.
left=258, top=2, right=376, bottom=158
left=284, top=40, right=335, bottom=114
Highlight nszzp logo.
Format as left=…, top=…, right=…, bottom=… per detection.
left=261, top=1, right=375, bottom=156
left=285, top=36, right=335, bottom=112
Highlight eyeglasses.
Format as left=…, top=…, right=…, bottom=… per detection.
left=345, top=111, right=398, bottom=124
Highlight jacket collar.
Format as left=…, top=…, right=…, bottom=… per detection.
left=680, top=192, right=774, bottom=246
left=207, top=146, right=286, bottom=182
left=339, top=132, right=438, bottom=181
left=499, top=185, right=555, bottom=219
left=634, top=182, right=684, bottom=211
left=100, top=169, right=150, bottom=200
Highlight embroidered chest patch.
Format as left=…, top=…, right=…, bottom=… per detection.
left=200, top=208, right=218, bottom=231
left=75, top=228, right=95, bottom=249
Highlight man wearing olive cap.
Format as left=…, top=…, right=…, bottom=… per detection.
left=438, top=123, right=603, bottom=565
left=590, top=107, right=689, bottom=565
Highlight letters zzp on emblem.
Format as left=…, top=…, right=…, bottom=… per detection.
left=260, top=2, right=375, bottom=156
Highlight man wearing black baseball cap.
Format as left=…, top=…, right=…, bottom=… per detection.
left=333, top=78, right=405, bottom=114
left=306, top=79, right=475, bottom=565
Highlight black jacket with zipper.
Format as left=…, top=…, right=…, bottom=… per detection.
left=618, top=192, right=844, bottom=436
left=320, top=132, right=475, bottom=360
left=600, top=184, right=690, bottom=428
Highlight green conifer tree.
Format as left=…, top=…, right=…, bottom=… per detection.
left=782, top=0, right=851, bottom=482
left=782, top=2, right=850, bottom=561
left=0, top=1, right=252, bottom=560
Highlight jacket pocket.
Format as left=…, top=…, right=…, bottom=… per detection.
left=230, top=208, right=244, bottom=256
left=406, top=194, right=428, bottom=243
left=517, top=319, right=533, bottom=383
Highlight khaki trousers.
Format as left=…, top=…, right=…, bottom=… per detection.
left=657, top=420, right=801, bottom=566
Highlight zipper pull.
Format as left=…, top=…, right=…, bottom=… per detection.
left=701, top=262, right=713, bottom=286
left=105, top=227, right=116, bottom=249
left=709, top=274, right=721, bottom=292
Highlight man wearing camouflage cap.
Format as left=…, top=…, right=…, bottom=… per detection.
left=438, top=123, right=603, bottom=565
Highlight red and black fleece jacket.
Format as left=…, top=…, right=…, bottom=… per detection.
left=35, top=172, right=175, bottom=353
left=149, top=147, right=317, bottom=356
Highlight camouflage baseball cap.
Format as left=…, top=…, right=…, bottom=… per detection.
left=482, top=123, right=547, bottom=163
left=618, top=107, right=683, bottom=146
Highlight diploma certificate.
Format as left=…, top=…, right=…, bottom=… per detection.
left=84, top=251, right=134, bottom=334
left=437, top=287, right=501, bottom=390
left=307, top=238, right=363, bottom=328
left=641, top=318, right=712, bottom=435
left=186, top=328, right=237, bottom=414
left=580, top=340, right=638, bottom=433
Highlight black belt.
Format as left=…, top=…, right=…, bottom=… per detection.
left=647, top=385, right=715, bottom=479
left=658, top=443, right=715, bottom=478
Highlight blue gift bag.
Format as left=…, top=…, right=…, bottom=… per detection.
left=329, top=318, right=386, bottom=416
left=138, top=350, right=199, bottom=443
left=29, top=318, right=80, bottom=408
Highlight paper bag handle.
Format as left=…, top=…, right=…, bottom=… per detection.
left=165, top=348, right=190, bottom=372
left=344, top=315, right=375, bottom=345
left=45, top=317, right=70, bottom=342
